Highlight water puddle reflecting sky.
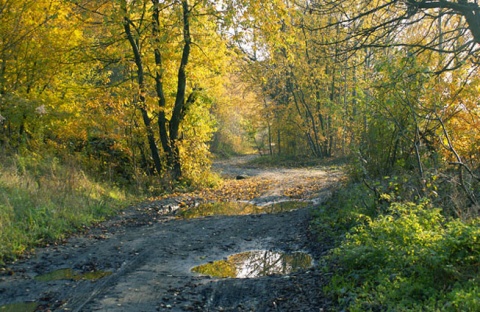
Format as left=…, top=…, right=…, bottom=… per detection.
left=192, top=250, right=313, bottom=278
left=178, top=201, right=310, bottom=219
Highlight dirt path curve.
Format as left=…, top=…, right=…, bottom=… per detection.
left=0, top=156, right=343, bottom=312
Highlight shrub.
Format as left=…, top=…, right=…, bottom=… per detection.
left=325, top=201, right=480, bottom=311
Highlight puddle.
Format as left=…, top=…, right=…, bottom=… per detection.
left=80, top=270, right=113, bottom=280
left=178, top=201, right=310, bottom=219
left=262, top=201, right=310, bottom=213
left=34, top=268, right=77, bottom=282
left=192, top=250, right=313, bottom=278
left=34, top=268, right=112, bottom=282
left=0, top=302, right=37, bottom=312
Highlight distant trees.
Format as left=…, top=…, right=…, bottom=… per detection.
left=228, top=0, right=480, bottom=214
left=305, top=0, right=480, bottom=213
left=230, top=1, right=358, bottom=157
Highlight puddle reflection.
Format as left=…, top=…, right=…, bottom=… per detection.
left=0, top=302, right=37, bottom=312
left=263, top=201, right=310, bottom=213
left=192, top=250, right=313, bottom=278
left=34, top=268, right=112, bottom=282
left=178, top=201, right=310, bottom=219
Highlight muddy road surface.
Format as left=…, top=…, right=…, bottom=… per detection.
left=0, top=156, right=343, bottom=311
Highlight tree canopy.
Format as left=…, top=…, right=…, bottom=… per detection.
left=0, top=0, right=479, bottom=209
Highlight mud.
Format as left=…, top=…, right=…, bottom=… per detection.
left=0, top=156, right=342, bottom=311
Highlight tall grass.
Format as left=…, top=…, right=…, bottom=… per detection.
left=0, top=154, right=128, bottom=265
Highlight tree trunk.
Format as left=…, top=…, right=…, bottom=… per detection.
left=122, top=7, right=163, bottom=175
left=152, top=0, right=194, bottom=180
left=167, top=0, right=192, bottom=180
left=151, top=1, right=172, bottom=164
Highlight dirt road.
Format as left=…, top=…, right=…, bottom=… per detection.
left=0, top=156, right=342, bottom=311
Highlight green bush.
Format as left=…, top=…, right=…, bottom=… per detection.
left=325, top=201, right=480, bottom=311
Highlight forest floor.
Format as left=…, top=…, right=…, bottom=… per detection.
left=0, top=156, right=343, bottom=312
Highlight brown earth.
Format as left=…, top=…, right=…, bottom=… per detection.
left=0, top=156, right=343, bottom=312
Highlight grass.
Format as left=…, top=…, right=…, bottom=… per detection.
left=0, top=154, right=130, bottom=265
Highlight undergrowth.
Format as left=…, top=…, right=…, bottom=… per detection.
left=313, top=182, right=480, bottom=311
left=0, top=154, right=129, bottom=265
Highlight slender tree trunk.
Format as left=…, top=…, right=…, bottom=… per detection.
left=151, top=1, right=171, bottom=162
left=0, top=57, right=6, bottom=95
left=277, top=128, right=281, bottom=156
left=326, top=65, right=335, bottom=156
left=166, top=0, right=193, bottom=179
left=122, top=7, right=163, bottom=175
left=286, top=71, right=321, bottom=157
left=122, top=1, right=162, bottom=174
left=263, top=98, right=273, bottom=156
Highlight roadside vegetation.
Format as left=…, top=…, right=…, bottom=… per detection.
left=0, top=153, right=128, bottom=265
left=312, top=171, right=479, bottom=311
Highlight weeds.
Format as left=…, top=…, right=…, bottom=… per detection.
left=314, top=182, right=480, bottom=311
left=0, top=154, right=128, bottom=265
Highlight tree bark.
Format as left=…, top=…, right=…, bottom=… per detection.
left=167, top=0, right=192, bottom=179
left=408, top=0, right=480, bottom=44
left=123, top=10, right=162, bottom=173
left=151, top=1, right=172, bottom=161
left=151, top=0, right=194, bottom=180
left=122, top=2, right=163, bottom=174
